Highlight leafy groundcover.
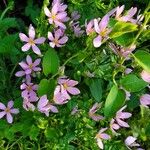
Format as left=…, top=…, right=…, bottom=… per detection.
left=0, top=0, right=150, bottom=149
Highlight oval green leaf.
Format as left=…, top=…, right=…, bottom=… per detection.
left=104, top=85, right=125, bottom=118
left=42, top=48, right=60, bottom=76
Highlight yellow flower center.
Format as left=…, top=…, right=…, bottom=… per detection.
left=27, top=85, right=32, bottom=91
left=29, top=64, right=33, bottom=69
left=54, top=39, right=59, bottom=45
left=99, top=29, right=107, bottom=37
left=5, top=108, right=10, bottom=113
left=63, top=83, right=68, bottom=89
left=52, top=14, right=56, bottom=20
left=29, top=38, right=35, bottom=45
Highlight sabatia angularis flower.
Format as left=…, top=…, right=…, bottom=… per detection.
left=93, top=15, right=110, bottom=48
left=140, top=94, right=150, bottom=108
left=115, top=105, right=132, bottom=128
left=44, top=2, right=69, bottom=29
left=23, top=97, right=38, bottom=111
left=125, top=136, right=140, bottom=148
left=52, top=0, right=67, bottom=12
left=58, top=77, right=80, bottom=99
left=140, top=70, right=150, bottom=83
left=85, top=19, right=95, bottom=35
left=15, top=55, right=41, bottom=77
left=20, top=81, right=38, bottom=101
left=88, top=103, right=104, bottom=121
left=48, top=29, right=68, bottom=48
left=0, top=101, right=19, bottom=123
left=38, top=95, right=58, bottom=116
left=95, top=128, right=111, bottom=149
left=19, top=24, right=46, bottom=55
left=110, top=118, right=120, bottom=134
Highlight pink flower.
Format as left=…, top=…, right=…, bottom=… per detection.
left=58, top=77, right=80, bottom=97
left=71, top=106, right=78, bottom=115
left=48, top=29, right=68, bottom=48
left=53, top=77, right=80, bottom=105
left=20, top=80, right=38, bottom=101
left=88, top=103, right=104, bottom=121
left=71, top=11, right=80, bottom=21
left=38, top=95, right=58, bottom=116
left=125, top=136, right=140, bottom=148
left=15, top=55, right=41, bottom=77
left=115, top=105, right=132, bottom=128
left=140, top=94, right=150, bottom=108
left=95, top=128, right=111, bottom=149
left=93, top=15, right=110, bottom=47
left=19, top=24, right=45, bottom=55
left=72, top=23, right=84, bottom=37
left=52, top=0, right=67, bottom=12
left=23, top=97, right=38, bottom=111
left=85, top=19, right=95, bottom=35
left=140, top=70, right=150, bottom=83
left=115, top=5, right=125, bottom=20
left=0, top=101, right=19, bottom=123
left=110, top=119, right=120, bottom=134
left=44, top=2, right=69, bottom=29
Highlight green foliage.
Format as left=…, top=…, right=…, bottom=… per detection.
left=110, top=21, right=138, bottom=38
left=120, top=74, right=148, bottom=92
left=104, top=85, right=126, bottom=118
left=42, top=48, right=60, bottom=76
left=134, top=50, right=150, bottom=73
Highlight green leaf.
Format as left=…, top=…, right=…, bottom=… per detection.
left=0, top=34, right=18, bottom=54
left=29, top=125, right=40, bottom=141
left=42, top=48, right=60, bottom=76
left=37, top=79, right=56, bottom=97
left=44, top=128, right=58, bottom=140
left=120, top=74, right=148, bottom=92
left=0, top=18, right=18, bottom=33
left=110, top=21, right=138, bottom=38
left=89, top=79, right=103, bottom=102
left=134, top=50, right=150, bottom=73
left=104, top=85, right=125, bottom=118
left=113, top=32, right=135, bottom=47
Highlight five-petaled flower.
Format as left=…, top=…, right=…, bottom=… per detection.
left=19, top=24, right=46, bottom=55
left=89, top=103, right=104, bottom=121
left=48, top=29, right=68, bottom=48
left=0, top=101, right=19, bottom=123
left=95, top=128, right=111, bottom=149
left=93, top=15, right=110, bottom=47
left=44, top=2, right=69, bottom=29
left=15, top=55, right=41, bottom=78
left=38, top=95, right=58, bottom=116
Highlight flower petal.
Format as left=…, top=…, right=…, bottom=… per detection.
left=34, top=37, right=46, bottom=44
left=7, top=100, right=14, bottom=108
left=99, top=15, right=109, bottom=32
left=15, top=71, right=25, bottom=77
left=28, top=24, right=35, bottom=39
left=44, top=7, right=51, bottom=17
left=37, top=95, right=48, bottom=110
left=0, top=103, right=6, bottom=110
left=19, top=33, right=29, bottom=42
left=93, top=35, right=102, bottom=48
left=97, top=138, right=104, bottom=149
left=67, top=87, right=80, bottom=95
left=100, top=133, right=111, bottom=140
left=10, top=108, right=19, bottom=114
left=58, top=36, right=68, bottom=44
left=116, top=118, right=130, bottom=128
left=32, top=45, right=41, bottom=55
left=94, top=19, right=100, bottom=33
left=49, top=42, right=55, bottom=48
left=26, top=55, right=32, bottom=65
left=6, top=113, right=13, bottom=123
left=0, top=111, right=6, bottom=118
left=33, top=58, right=41, bottom=66
left=125, top=136, right=136, bottom=146
left=21, top=43, right=31, bottom=52
left=19, top=62, right=28, bottom=70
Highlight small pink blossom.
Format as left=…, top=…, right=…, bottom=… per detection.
left=125, top=136, right=140, bottom=148
left=15, top=55, right=41, bottom=77
left=95, top=128, right=111, bottom=149
left=93, top=15, right=110, bottom=47
left=71, top=11, right=80, bottom=21
left=48, top=29, right=68, bottom=48
left=23, top=97, right=38, bottom=111
left=19, top=24, right=45, bottom=55
left=115, top=105, right=132, bottom=128
left=85, top=19, right=95, bottom=35
left=71, top=106, right=78, bottom=115
left=38, top=95, right=58, bottom=116
left=44, top=2, right=69, bottom=29
left=110, top=118, right=120, bottom=134
left=72, top=23, right=84, bottom=37
left=52, top=0, right=67, bottom=12
left=20, top=80, right=38, bottom=101
left=140, top=94, right=150, bottom=108
left=89, top=103, right=104, bottom=121
left=0, top=101, right=19, bottom=123
left=140, top=70, right=150, bottom=83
